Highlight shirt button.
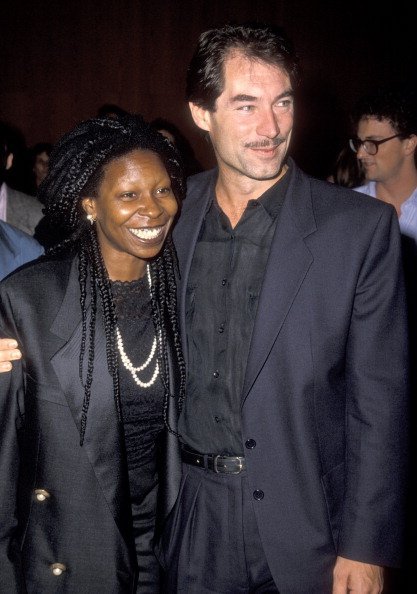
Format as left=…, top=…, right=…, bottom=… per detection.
left=253, top=490, right=264, bottom=501
left=245, top=439, right=256, bottom=449
left=213, top=371, right=219, bottom=378
left=218, top=324, right=224, bottom=333
left=221, top=278, right=227, bottom=286
left=50, top=563, right=67, bottom=576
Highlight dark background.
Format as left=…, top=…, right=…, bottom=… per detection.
left=1, top=0, right=416, bottom=179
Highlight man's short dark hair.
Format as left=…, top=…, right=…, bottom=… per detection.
left=351, top=84, right=417, bottom=137
left=186, top=23, right=299, bottom=112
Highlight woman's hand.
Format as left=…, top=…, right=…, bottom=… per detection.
left=0, top=339, right=22, bottom=372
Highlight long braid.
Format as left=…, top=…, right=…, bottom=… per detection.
left=40, top=113, right=186, bottom=444
left=149, top=237, right=186, bottom=436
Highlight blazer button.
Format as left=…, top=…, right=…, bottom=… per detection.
left=253, top=490, right=264, bottom=501
left=245, top=439, right=256, bottom=449
left=34, top=489, right=51, bottom=502
left=50, top=563, right=67, bottom=576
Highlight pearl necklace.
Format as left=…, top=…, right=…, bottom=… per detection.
left=116, top=265, right=160, bottom=388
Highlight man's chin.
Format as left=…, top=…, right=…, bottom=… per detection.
left=243, top=163, right=285, bottom=182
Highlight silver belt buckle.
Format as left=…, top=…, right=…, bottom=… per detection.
left=213, top=455, right=244, bottom=474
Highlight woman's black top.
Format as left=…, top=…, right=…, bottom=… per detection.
left=111, top=277, right=165, bottom=535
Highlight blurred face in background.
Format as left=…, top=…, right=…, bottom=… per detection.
left=33, top=151, right=50, bottom=187
left=157, top=129, right=176, bottom=145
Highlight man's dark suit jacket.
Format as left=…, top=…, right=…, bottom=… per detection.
left=169, top=159, right=409, bottom=592
left=0, top=255, right=181, bottom=593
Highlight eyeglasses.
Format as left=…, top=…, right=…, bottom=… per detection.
left=349, top=134, right=402, bottom=156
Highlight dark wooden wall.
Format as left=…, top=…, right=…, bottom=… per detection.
left=1, top=0, right=415, bottom=178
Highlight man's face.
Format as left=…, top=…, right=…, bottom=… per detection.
left=190, top=52, right=294, bottom=183
left=33, top=151, right=50, bottom=186
left=356, top=117, right=406, bottom=183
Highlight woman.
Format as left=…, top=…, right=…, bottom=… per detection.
left=0, top=114, right=186, bottom=593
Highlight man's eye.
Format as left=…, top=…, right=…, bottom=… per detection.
left=237, top=105, right=255, bottom=111
left=120, top=192, right=136, bottom=199
left=276, top=99, right=293, bottom=108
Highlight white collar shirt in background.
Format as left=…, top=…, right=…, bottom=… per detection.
left=354, top=181, right=417, bottom=244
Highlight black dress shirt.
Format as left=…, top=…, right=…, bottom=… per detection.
left=178, top=166, right=290, bottom=455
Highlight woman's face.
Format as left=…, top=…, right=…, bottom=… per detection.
left=82, top=149, right=178, bottom=281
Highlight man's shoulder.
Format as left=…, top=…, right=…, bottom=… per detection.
left=308, top=176, right=388, bottom=215
left=0, top=220, right=42, bottom=251
left=0, top=221, right=44, bottom=281
left=6, top=185, right=44, bottom=235
left=6, top=185, right=43, bottom=211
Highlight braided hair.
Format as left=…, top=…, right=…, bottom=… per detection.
left=39, top=114, right=186, bottom=445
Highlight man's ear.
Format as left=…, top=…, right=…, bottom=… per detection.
left=6, top=153, right=13, bottom=170
left=404, top=134, right=417, bottom=156
left=188, top=102, right=212, bottom=133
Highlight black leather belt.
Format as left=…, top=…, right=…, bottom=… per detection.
left=181, top=446, right=246, bottom=474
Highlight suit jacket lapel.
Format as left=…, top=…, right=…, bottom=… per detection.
left=174, top=170, right=216, bottom=358
left=242, top=163, right=316, bottom=403
left=49, top=258, right=132, bottom=546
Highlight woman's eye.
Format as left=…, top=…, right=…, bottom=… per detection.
left=120, top=192, right=136, bottom=199
left=156, top=187, right=172, bottom=195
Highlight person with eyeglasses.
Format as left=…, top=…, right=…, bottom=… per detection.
left=349, top=84, right=417, bottom=244
left=350, top=84, right=417, bottom=593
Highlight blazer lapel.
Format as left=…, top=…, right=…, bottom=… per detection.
left=50, top=258, right=132, bottom=546
left=174, top=170, right=216, bottom=358
left=242, top=163, right=316, bottom=404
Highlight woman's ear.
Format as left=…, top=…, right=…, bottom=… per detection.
left=81, top=197, right=97, bottom=218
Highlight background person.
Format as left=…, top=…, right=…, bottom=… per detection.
left=0, top=113, right=185, bottom=593
left=349, top=83, right=417, bottom=242
left=150, top=117, right=204, bottom=177
left=28, top=141, right=53, bottom=195
left=326, top=145, right=364, bottom=188
left=350, top=82, right=417, bottom=593
left=0, top=121, right=43, bottom=235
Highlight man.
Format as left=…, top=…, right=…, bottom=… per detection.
left=0, top=219, right=43, bottom=281
left=0, top=121, right=43, bottom=235
left=349, top=84, right=417, bottom=243
left=29, top=142, right=52, bottom=193
left=350, top=85, right=417, bottom=593
left=0, top=24, right=410, bottom=593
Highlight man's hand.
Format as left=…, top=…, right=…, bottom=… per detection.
left=333, top=556, right=383, bottom=593
left=0, top=339, right=22, bottom=372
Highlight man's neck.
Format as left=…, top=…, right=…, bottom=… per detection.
left=374, top=168, right=417, bottom=216
left=215, top=164, right=288, bottom=228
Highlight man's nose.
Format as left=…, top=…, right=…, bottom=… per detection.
left=256, top=108, right=280, bottom=138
